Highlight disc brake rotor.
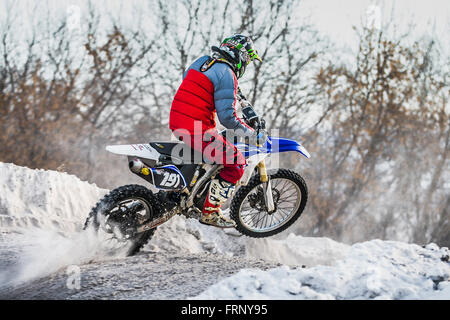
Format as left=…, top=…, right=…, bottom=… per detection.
left=247, top=186, right=281, bottom=212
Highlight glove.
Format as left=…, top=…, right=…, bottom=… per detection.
left=241, top=102, right=261, bottom=129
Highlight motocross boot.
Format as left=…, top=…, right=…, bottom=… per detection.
left=200, top=177, right=237, bottom=228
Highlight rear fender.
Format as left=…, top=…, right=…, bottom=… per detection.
left=106, top=144, right=160, bottom=163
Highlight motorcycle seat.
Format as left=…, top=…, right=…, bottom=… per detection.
left=149, top=142, right=205, bottom=164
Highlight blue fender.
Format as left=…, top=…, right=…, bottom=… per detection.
left=265, top=137, right=310, bottom=159
left=235, top=137, right=310, bottom=159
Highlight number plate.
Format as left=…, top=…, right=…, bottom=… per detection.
left=151, top=165, right=186, bottom=190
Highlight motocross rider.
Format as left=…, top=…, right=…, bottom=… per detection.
left=169, top=34, right=264, bottom=228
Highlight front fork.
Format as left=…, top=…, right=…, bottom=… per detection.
left=257, top=159, right=275, bottom=213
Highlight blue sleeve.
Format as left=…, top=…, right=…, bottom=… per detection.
left=183, top=56, right=209, bottom=79
left=212, top=66, right=252, bottom=133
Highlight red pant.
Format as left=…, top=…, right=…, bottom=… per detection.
left=173, top=129, right=246, bottom=184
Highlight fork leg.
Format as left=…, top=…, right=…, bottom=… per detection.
left=258, top=160, right=275, bottom=212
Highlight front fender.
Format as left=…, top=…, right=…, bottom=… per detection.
left=266, top=137, right=310, bottom=159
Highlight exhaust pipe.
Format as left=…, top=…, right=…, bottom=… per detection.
left=129, top=159, right=150, bottom=175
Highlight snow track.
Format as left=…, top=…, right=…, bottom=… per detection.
left=1, top=244, right=279, bottom=300
left=0, top=162, right=449, bottom=300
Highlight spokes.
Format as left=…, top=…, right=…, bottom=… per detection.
left=239, top=178, right=301, bottom=233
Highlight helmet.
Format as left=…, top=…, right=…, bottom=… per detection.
left=211, top=34, right=262, bottom=78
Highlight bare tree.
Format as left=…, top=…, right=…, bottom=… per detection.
left=302, top=26, right=449, bottom=245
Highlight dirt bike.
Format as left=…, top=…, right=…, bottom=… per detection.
left=84, top=106, right=310, bottom=256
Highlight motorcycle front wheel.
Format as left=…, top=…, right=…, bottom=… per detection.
left=230, top=169, right=308, bottom=238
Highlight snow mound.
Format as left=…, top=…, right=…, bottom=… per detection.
left=0, top=162, right=108, bottom=232
left=149, top=215, right=246, bottom=256
left=246, top=233, right=350, bottom=267
left=194, top=238, right=450, bottom=300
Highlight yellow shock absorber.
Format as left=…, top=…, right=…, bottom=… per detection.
left=257, top=160, right=268, bottom=182
left=256, top=140, right=269, bottom=182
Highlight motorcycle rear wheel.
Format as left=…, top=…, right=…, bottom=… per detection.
left=84, top=184, right=160, bottom=256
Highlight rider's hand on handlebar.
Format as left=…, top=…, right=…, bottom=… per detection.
left=238, top=95, right=266, bottom=131
left=241, top=101, right=261, bottom=130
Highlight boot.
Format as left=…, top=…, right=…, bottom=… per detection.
left=200, top=177, right=237, bottom=228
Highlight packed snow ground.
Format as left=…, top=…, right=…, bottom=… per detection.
left=0, top=162, right=448, bottom=299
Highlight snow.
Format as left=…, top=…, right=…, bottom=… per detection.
left=245, top=234, right=351, bottom=267
left=194, top=239, right=450, bottom=300
left=149, top=216, right=247, bottom=256
left=0, top=162, right=245, bottom=255
left=0, top=162, right=449, bottom=299
left=0, top=162, right=247, bottom=289
left=0, top=162, right=108, bottom=232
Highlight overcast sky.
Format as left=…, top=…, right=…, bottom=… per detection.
left=298, top=0, right=449, bottom=53
left=1, top=0, right=449, bottom=55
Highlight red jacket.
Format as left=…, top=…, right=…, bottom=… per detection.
left=170, top=56, right=252, bottom=136
left=170, top=69, right=216, bottom=134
